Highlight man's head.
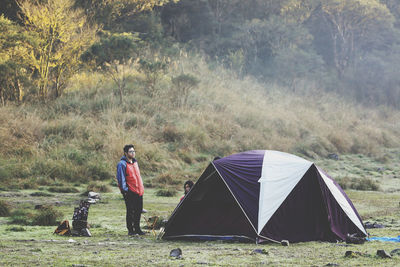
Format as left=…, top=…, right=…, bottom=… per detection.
left=123, top=144, right=135, bottom=160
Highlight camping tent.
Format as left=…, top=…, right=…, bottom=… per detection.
left=163, top=150, right=367, bottom=243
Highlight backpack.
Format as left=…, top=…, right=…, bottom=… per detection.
left=54, top=220, right=71, bottom=236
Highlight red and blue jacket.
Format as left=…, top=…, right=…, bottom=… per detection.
left=116, top=156, right=144, bottom=196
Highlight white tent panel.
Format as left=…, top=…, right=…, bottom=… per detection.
left=317, top=168, right=367, bottom=235
left=257, top=150, right=313, bottom=234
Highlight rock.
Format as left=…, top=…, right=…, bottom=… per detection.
left=328, top=153, right=339, bottom=160
left=86, top=198, right=97, bottom=204
left=346, top=233, right=366, bottom=244
left=390, top=249, right=400, bottom=256
left=390, top=248, right=400, bottom=256
left=142, top=209, right=148, bottom=213
left=281, top=240, right=289, bottom=246
left=170, top=248, right=182, bottom=258
left=34, top=205, right=43, bottom=210
left=68, top=239, right=77, bottom=243
left=377, top=250, right=392, bottom=258
left=344, top=251, right=362, bottom=258
left=251, top=249, right=268, bottom=255
left=88, top=192, right=100, bottom=199
left=364, top=222, right=385, bottom=229
left=377, top=167, right=385, bottom=172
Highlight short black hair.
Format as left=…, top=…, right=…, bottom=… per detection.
left=123, top=144, right=135, bottom=153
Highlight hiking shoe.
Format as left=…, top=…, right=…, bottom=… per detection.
left=128, top=231, right=135, bottom=236
left=134, top=230, right=146, bottom=235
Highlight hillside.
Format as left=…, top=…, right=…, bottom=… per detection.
left=1, top=54, right=399, bottom=191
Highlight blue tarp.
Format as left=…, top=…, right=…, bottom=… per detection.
left=367, top=235, right=400, bottom=242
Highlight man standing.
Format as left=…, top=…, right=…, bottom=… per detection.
left=116, top=144, right=145, bottom=235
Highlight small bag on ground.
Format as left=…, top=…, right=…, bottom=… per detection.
left=54, top=220, right=71, bottom=236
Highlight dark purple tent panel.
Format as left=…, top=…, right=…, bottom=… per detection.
left=163, top=163, right=257, bottom=241
left=162, top=151, right=367, bottom=243
left=259, top=166, right=336, bottom=242
left=213, top=151, right=264, bottom=230
left=316, top=168, right=366, bottom=241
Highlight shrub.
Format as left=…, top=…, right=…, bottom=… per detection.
left=19, top=178, right=39, bottom=190
left=87, top=162, right=113, bottom=180
left=352, top=178, right=380, bottom=191
left=48, top=186, right=79, bottom=193
left=6, top=226, right=26, bottom=232
left=30, top=192, right=53, bottom=197
left=154, top=173, right=180, bottom=185
left=143, top=180, right=155, bottom=188
left=156, top=188, right=176, bottom=197
left=0, top=200, right=11, bottom=217
left=178, top=151, right=193, bottom=164
left=63, top=147, right=87, bottom=165
left=32, top=206, right=62, bottom=226
left=43, top=120, right=78, bottom=139
left=124, top=116, right=138, bottom=129
left=9, top=209, right=32, bottom=225
left=170, top=73, right=200, bottom=107
left=87, top=181, right=112, bottom=193
left=337, top=177, right=380, bottom=191
left=162, top=125, right=183, bottom=142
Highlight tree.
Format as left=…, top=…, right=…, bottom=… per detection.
left=0, top=15, right=32, bottom=105
left=81, top=32, right=140, bottom=103
left=317, top=0, right=394, bottom=78
left=16, top=0, right=97, bottom=100
left=77, top=0, right=178, bottom=31
left=170, top=73, right=199, bottom=107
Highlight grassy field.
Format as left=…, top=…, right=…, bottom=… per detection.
left=1, top=151, right=400, bottom=266
left=1, top=54, right=400, bottom=266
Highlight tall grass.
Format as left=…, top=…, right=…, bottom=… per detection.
left=0, top=53, right=399, bottom=189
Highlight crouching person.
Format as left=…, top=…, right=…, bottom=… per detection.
left=116, top=144, right=146, bottom=236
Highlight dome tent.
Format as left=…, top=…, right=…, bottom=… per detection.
left=163, top=150, right=367, bottom=243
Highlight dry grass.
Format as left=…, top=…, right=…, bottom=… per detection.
left=0, top=53, right=400, bottom=188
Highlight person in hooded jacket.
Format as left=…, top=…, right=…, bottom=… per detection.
left=116, top=144, right=145, bottom=235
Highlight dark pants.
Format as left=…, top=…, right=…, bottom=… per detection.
left=122, top=190, right=143, bottom=233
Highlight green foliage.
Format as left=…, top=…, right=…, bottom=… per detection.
left=0, top=15, right=33, bottom=105
left=48, top=186, right=79, bottom=193
left=154, top=173, right=181, bottom=185
left=31, top=206, right=62, bottom=226
left=156, top=188, right=177, bottom=197
left=87, top=181, right=112, bottom=193
left=16, top=0, right=97, bottom=99
left=139, top=58, right=168, bottom=96
left=170, top=74, right=200, bottom=107
left=162, top=125, right=183, bottom=142
left=76, top=0, right=175, bottom=31
left=0, top=200, right=11, bottom=217
left=30, top=191, right=53, bottom=197
left=9, top=209, right=32, bottom=225
left=82, top=32, right=141, bottom=103
left=6, top=226, right=26, bottom=232
left=337, top=177, right=380, bottom=191
left=82, top=32, right=140, bottom=67
left=87, top=161, right=113, bottom=181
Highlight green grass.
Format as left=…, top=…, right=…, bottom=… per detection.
left=0, top=183, right=400, bottom=266
left=1, top=53, right=400, bottom=265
